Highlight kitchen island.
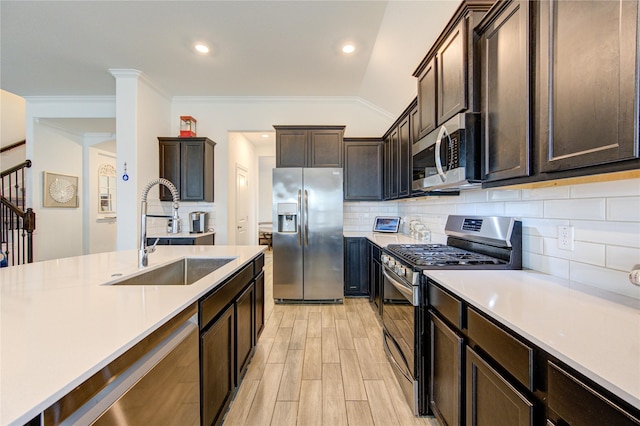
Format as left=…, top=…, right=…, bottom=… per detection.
left=0, top=245, right=265, bottom=426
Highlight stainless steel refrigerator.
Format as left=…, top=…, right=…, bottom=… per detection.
left=272, top=168, right=344, bottom=302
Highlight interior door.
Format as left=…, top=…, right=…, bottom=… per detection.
left=235, top=165, right=249, bottom=244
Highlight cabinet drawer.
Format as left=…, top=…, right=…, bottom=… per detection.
left=199, top=263, right=253, bottom=329
left=254, top=253, right=265, bottom=275
left=467, top=308, right=533, bottom=391
left=429, top=283, right=463, bottom=330
left=548, top=362, right=640, bottom=426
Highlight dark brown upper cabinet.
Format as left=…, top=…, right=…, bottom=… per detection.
left=274, top=125, right=345, bottom=168
left=418, top=57, right=437, bottom=138
left=477, top=0, right=531, bottom=183
left=536, top=0, right=639, bottom=172
left=382, top=99, right=417, bottom=201
left=158, top=137, right=215, bottom=202
left=343, top=138, right=383, bottom=201
left=414, top=1, right=493, bottom=140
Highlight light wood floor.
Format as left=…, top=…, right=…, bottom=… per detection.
left=222, top=251, right=439, bottom=426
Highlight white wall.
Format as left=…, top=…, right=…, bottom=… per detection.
left=258, top=156, right=275, bottom=223
left=1, top=90, right=27, bottom=170
left=32, top=123, right=84, bottom=261
left=1, top=90, right=26, bottom=146
left=171, top=96, right=396, bottom=244
left=346, top=177, right=640, bottom=300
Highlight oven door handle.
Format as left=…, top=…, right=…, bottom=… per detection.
left=383, top=332, right=413, bottom=382
left=382, top=267, right=419, bottom=306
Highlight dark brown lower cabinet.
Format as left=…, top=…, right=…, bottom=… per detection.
left=547, top=361, right=640, bottom=426
left=430, top=312, right=464, bottom=426
left=201, top=304, right=235, bottom=426
left=254, top=271, right=265, bottom=340
left=465, top=346, right=533, bottom=426
left=235, top=282, right=255, bottom=382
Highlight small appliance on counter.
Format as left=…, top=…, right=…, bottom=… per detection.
left=189, top=211, right=208, bottom=233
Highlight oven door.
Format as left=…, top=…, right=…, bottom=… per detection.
left=382, top=264, right=420, bottom=415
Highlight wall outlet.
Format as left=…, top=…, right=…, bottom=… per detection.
left=558, top=225, right=574, bottom=251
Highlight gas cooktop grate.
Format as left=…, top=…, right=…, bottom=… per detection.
left=386, top=244, right=506, bottom=267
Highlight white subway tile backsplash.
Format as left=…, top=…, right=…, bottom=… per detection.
left=542, top=238, right=605, bottom=267
left=522, top=185, right=570, bottom=200
left=350, top=177, right=640, bottom=299
left=570, top=178, right=640, bottom=198
left=607, top=197, right=640, bottom=222
left=505, top=201, right=544, bottom=218
left=544, top=198, right=606, bottom=220
left=524, top=252, right=570, bottom=279
left=606, top=245, right=640, bottom=272
left=569, top=262, right=640, bottom=299
left=474, top=202, right=505, bottom=216
left=488, top=189, right=522, bottom=201
left=522, top=218, right=570, bottom=237
left=523, top=234, right=544, bottom=255
left=462, top=190, right=489, bottom=203
left=574, top=220, right=640, bottom=248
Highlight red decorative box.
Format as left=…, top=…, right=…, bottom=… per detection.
left=179, top=116, right=197, bottom=137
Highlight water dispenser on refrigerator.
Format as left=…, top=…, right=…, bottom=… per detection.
left=277, top=203, right=298, bottom=233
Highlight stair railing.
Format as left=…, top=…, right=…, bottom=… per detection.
left=1, top=159, right=36, bottom=266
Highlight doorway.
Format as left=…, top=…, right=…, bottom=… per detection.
left=235, top=164, right=250, bottom=244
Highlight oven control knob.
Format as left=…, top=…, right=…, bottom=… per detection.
left=388, top=260, right=395, bottom=268
left=381, top=255, right=388, bottom=264
left=397, top=266, right=406, bottom=277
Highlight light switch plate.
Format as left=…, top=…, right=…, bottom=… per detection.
left=558, top=225, right=574, bottom=251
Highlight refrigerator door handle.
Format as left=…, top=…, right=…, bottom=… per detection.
left=304, top=190, right=309, bottom=247
left=297, top=189, right=302, bottom=246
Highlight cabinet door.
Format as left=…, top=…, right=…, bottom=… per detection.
left=547, top=361, right=640, bottom=426
left=389, top=127, right=399, bottom=199
left=182, top=141, right=206, bottom=201
left=466, top=346, right=534, bottom=426
left=343, top=141, right=383, bottom=201
left=537, top=0, right=639, bottom=172
left=159, top=140, right=181, bottom=201
left=344, top=238, right=368, bottom=296
left=398, top=115, right=411, bottom=198
left=254, top=271, right=265, bottom=340
left=418, top=57, right=438, bottom=138
left=236, top=282, right=255, bottom=382
left=309, top=129, right=343, bottom=167
left=438, top=20, right=468, bottom=124
left=480, top=0, right=531, bottom=182
left=430, top=313, right=464, bottom=426
left=276, top=129, right=307, bottom=167
left=201, top=304, right=235, bottom=426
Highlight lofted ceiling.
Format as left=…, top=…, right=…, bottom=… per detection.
left=1, top=0, right=461, bottom=120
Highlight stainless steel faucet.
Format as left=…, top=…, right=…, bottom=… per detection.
left=139, top=178, right=180, bottom=267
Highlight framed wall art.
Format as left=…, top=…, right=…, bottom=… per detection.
left=43, top=172, right=78, bottom=208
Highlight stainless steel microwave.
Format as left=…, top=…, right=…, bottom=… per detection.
left=412, top=112, right=481, bottom=192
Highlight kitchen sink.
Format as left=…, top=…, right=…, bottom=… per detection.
left=108, top=257, right=235, bottom=286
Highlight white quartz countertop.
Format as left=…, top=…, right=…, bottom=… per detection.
left=424, top=269, right=640, bottom=409
left=0, top=245, right=265, bottom=426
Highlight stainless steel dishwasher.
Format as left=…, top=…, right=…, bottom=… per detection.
left=45, top=305, right=200, bottom=425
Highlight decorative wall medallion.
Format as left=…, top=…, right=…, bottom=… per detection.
left=43, top=172, right=78, bottom=208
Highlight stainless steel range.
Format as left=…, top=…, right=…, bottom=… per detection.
left=381, top=215, right=522, bottom=416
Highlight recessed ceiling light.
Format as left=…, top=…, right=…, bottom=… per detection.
left=342, top=44, right=355, bottom=54
left=194, top=43, right=210, bottom=54
left=261, top=134, right=269, bottom=138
